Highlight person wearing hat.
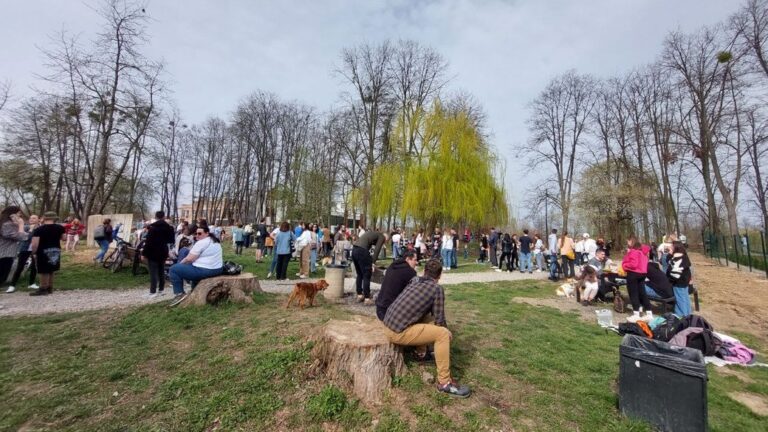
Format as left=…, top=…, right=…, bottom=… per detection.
left=29, top=211, right=66, bottom=296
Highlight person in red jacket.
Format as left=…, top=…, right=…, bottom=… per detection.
left=622, top=235, right=652, bottom=323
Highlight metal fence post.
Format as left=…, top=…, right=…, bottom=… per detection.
left=761, top=230, right=768, bottom=278
left=746, top=234, right=753, bottom=272
left=722, top=235, right=729, bottom=265
left=732, top=235, right=740, bottom=270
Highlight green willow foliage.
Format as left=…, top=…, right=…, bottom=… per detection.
left=371, top=102, right=508, bottom=228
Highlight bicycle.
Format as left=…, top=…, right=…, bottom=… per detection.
left=102, top=236, right=130, bottom=273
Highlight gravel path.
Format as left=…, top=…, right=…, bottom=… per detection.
left=0, top=269, right=548, bottom=317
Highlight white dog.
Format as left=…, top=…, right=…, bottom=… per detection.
left=556, top=282, right=575, bottom=298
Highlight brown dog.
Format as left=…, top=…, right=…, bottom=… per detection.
left=285, top=279, right=329, bottom=309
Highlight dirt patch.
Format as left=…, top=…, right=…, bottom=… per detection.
left=687, top=253, right=768, bottom=345
left=716, top=367, right=756, bottom=384
left=728, top=392, right=768, bottom=416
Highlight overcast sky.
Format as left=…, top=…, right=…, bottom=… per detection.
left=0, top=0, right=742, bottom=216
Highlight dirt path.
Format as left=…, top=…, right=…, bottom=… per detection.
left=0, top=269, right=548, bottom=317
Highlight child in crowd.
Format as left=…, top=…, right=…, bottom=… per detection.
left=578, top=265, right=599, bottom=306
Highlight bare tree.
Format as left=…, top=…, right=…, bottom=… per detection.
left=527, top=70, right=596, bottom=233
left=337, top=41, right=395, bottom=226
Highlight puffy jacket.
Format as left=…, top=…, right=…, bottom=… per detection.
left=622, top=245, right=650, bottom=274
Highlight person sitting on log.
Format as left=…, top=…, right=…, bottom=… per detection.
left=168, top=225, right=223, bottom=306
left=382, top=259, right=471, bottom=398
left=376, top=250, right=418, bottom=320
left=351, top=229, right=387, bottom=304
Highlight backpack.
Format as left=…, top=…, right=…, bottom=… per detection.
left=652, top=313, right=685, bottom=342
left=222, top=261, right=242, bottom=276
left=681, top=315, right=713, bottom=332
left=686, top=329, right=722, bottom=356
left=669, top=327, right=722, bottom=356
left=618, top=322, right=650, bottom=338
left=94, top=225, right=105, bottom=240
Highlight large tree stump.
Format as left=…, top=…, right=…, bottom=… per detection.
left=181, top=273, right=261, bottom=306
left=311, top=316, right=406, bottom=404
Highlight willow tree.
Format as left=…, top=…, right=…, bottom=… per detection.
left=371, top=102, right=508, bottom=231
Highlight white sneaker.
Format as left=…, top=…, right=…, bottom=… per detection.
left=626, top=312, right=642, bottom=323
left=148, top=293, right=159, bottom=299
left=267, top=272, right=272, bottom=279
left=299, top=274, right=307, bottom=279
left=142, top=292, right=154, bottom=299
left=494, top=268, right=502, bottom=273
left=641, top=312, right=654, bottom=322
left=5, top=286, right=15, bottom=293
left=156, top=291, right=166, bottom=297
left=28, top=284, right=39, bottom=290
left=536, top=269, right=542, bottom=273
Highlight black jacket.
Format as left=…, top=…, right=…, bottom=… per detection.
left=376, top=259, right=417, bottom=320
left=142, top=220, right=175, bottom=262
left=666, top=253, right=692, bottom=287
left=646, top=263, right=673, bottom=298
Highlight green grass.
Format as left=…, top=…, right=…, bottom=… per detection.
left=1, top=281, right=766, bottom=431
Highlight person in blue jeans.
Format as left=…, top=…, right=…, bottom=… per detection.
left=518, top=229, right=533, bottom=274
left=547, top=229, right=559, bottom=280
left=168, top=225, right=223, bottom=304
left=93, top=219, right=114, bottom=263
left=666, top=242, right=692, bottom=316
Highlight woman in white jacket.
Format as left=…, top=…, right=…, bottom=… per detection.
left=441, top=229, right=454, bottom=271
left=296, top=223, right=313, bottom=278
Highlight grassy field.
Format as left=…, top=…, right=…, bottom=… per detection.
left=1, top=280, right=765, bottom=431
left=31, top=244, right=493, bottom=291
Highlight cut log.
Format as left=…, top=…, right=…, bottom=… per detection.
left=311, top=316, right=406, bottom=404
left=181, top=272, right=261, bottom=306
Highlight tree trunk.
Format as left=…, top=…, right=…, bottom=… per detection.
left=180, top=273, right=261, bottom=306
left=311, top=317, right=406, bottom=404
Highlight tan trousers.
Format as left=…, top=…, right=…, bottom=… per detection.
left=300, top=247, right=310, bottom=275
left=384, top=323, right=452, bottom=385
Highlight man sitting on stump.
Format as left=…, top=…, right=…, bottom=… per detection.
left=382, top=259, right=471, bottom=398
left=352, top=229, right=386, bottom=304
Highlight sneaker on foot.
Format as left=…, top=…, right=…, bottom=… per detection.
left=626, top=313, right=642, bottom=323
left=29, top=287, right=51, bottom=296
left=142, top=292, right=154, bottom=299
left=299, top=274, right=307, bottom=279
left=148, top=293, right=159, bottom=299
left=5, top=286, right=15, bottom=293
left=28, top=284, right=39, bottom=290
left=363, top=298, right=374, bottom=305
left=437, top=380, right=471, bottom=398
left=169, top=293, right=187, bottom=307
left=356, top=295, right=364, bottom=302
left=157, top=291, right=166, bottom=297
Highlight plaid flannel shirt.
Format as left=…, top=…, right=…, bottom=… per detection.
left=383, top=276, right=446, bottom=333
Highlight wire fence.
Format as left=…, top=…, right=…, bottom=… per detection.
left=701, top=229, right=768, bottom=277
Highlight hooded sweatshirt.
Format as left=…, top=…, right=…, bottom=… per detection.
left=622, top=244, right=650, bottom=274
left=376, top=258, right=417, bottom=320
left=667, top=253, right=692, bottom=287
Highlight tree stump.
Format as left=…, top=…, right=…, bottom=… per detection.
left=181, top=273, right=261, bottom=306
left=311, top=316, right=406, bottom=404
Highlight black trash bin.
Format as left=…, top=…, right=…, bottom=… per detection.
left=619, top=334, right=708, bottom=432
